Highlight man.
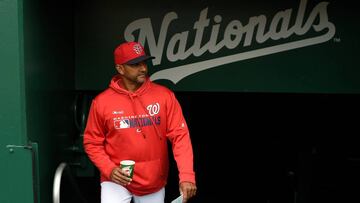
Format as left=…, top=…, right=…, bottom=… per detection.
left=83, top=41, right=197, bottom=203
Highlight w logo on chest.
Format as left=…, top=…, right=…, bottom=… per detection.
left=147, top=103, right=160, bottom=116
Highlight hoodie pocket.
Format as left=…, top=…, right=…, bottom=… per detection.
left=130, top=159, right=164, bottom=191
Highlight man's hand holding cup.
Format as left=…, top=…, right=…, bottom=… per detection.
left=111, top=160, right=135, bottom=186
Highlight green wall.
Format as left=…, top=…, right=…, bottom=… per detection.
left=0, top=0, right=34, bottom=202
left=1, top=0, right=76, bottom=202
left=22, top=1, right=76, bottom=203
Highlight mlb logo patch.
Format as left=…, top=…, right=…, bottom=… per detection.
left=114, top=119, right=130, bottom=129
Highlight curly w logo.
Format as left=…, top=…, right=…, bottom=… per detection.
left=147, top=103, right=160, bottom=116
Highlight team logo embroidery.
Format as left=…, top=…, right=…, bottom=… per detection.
left=133, top=44, right=143, bottom=55
left=113, top=103, right=161, bottom=130
left=147, top=103, right=160, bottom=116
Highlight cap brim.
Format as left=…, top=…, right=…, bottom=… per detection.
left=125, top=55, right=155, bottom=65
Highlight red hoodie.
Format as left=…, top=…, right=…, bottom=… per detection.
left=83, top=75, right=195, bottom=195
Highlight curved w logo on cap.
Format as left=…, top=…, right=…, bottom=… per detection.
left=133, top=44, right=143, bottom=55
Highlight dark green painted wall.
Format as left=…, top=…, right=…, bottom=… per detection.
left=0, top=0, right=26, bottom=145
left=1, top=0, right=76, bottom=202
left=22, top=1, right=76, bottom=203
left=0, top=0, right=34, bottom=202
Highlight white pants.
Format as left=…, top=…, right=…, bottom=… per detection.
left=101, top=181, right=165, bottom=203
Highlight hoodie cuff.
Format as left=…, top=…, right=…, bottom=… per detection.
left=179, top=172, right=196, bottom=184
left=104, top=164, right=117, bottom=180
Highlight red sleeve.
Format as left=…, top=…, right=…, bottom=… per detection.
left=166, top=92, right=196, bottom=184
left=83, top=99, right=117, bottom=179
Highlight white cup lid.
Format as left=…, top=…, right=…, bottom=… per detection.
left=120, top=160, right=135, bottom=165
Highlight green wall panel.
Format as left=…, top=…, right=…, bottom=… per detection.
left=0, top=0, right=26, bottom=145
left=1, top=0, right=77, bottom=202
left=0, top=146, right=34, bottom=203
left=22, top=1, right=76, bottom=203
left=0, top=0, right=35, bottom=202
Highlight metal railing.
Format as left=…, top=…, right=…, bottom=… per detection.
left=53, top=163, right=66, bottom=203
left=53, top=162, right=87, bottom=203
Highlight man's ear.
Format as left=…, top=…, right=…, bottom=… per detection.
left=116, top=65, right=124, bottom=75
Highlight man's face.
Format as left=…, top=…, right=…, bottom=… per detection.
left=119, top=61, right=148, bottom=85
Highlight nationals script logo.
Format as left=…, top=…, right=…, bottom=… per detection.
left=124, top=0, right=336, bottom=84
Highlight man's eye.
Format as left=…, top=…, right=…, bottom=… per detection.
left=129, top=63, right=140, bottom=67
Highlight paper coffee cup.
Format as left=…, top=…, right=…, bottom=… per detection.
left=120, top=160, right=135, bottom=178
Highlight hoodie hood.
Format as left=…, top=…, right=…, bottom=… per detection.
left=109, top=74, right=151, bottom=96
